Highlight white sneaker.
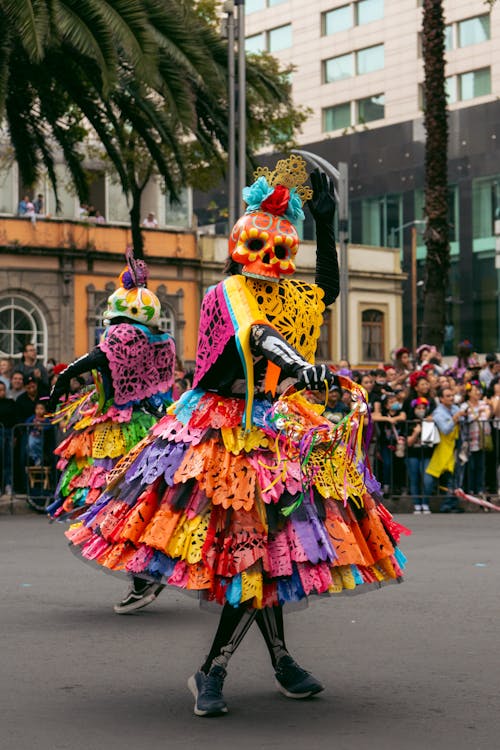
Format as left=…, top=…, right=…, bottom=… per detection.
left=421, top=505, right=431, bottom=514
left=413, top=505, right=423, bottom=514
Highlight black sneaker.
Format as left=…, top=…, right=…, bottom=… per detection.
left=188, top=666, right=228, bottom=717
left=274, top=655, right=324, bottom=699
left=113, top=582, right=165, bottom=614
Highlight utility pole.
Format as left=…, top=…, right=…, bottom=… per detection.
left=222, top=2, right=236, bottom=230
left=235, top=0, right=246, bottom=214
left=338, top=162, right=349, bottom=362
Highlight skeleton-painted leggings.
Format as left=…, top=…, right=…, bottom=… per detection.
left=201, top=603, right=288, bottom=673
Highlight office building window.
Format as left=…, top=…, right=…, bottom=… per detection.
left=357, top=94, right=384, bottom=123
left=362, top=309, right=385, bottom=361
left=324, top=53, right=354, bottom=83
left=268, top=24, right=292, bottom=51
left=356, top=0, right=384, bottom=25
left=323, top=102, right=351, bottom=131
left=350, top=193, right=402, bottom=247
left=445, top=76, right=457, bottom=104
left=356, top=44, right=384, bottom=75
left=323, top=4, right=353, bottom=35
left=245, top=33, right=266, bottom=53
left=458, top=15, right=490, bottom=47
left=246, top=0, right=265, bottom=12
left=324, top=44, right=384, bottom=83
left=472, top=176, right=500, bottom=242
left=459, top=68, right=491, bottom=100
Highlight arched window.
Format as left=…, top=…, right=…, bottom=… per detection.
left=158, top=305, right=175, bottom=337
left=362, top=309, right=384, bottom=361
left=0, top=295, right=48, bottom=362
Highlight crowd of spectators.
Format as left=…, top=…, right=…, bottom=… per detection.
left=1, top=340, right=499, bottom=515
left=329, top=341, right=500, bottom=513
left=0, top=348, right=61, bottom=500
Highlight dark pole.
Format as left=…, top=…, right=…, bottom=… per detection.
left=223, top=2, right=236, bottom=230
left=235, top=0, right=246, bottom=213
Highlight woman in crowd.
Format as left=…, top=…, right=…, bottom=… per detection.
left=461, top=381, right=492, bottom=497
left=405, top=396, right=435, bottom=514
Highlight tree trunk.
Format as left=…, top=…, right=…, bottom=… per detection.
left=129, top=187, right=144, bottom=259
left=421, top=0, right=449, bottom=349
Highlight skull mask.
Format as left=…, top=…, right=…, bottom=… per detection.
left=229, top=211, right=300, bottom=282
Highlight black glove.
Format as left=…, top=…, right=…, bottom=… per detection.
left=251, top=324, right=339, bottom=391
left=46, top=347, right=108, bottom=412
left=307, top=169, right=339, bottom=306
left=295, top=363, right=338, bottom=391
left=307, top=168, right=336, bottom=226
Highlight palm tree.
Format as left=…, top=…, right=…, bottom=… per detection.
left=0, top=0, right=306, bottom=257
left=421, top=0, right=449, bottom=349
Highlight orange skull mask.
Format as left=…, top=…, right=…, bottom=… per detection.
left=229, top=211, right=300, bottom=282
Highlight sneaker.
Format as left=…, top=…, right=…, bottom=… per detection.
left=274, top=655, right=324, bottom=699
left=421, top=505, right=431, bottom=514
left=413, top=505, right=423, bottom=514
left=113, top=582, right=164, bottom=614
left=188, top=666, right=228, bottom=717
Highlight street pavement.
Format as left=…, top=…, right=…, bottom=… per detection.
left=1, top=512, right=499, bottom=750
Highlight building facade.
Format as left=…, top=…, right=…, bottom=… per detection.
left=0, top=218, right=201, bottom=369
left=236, top=0, right=500, bottom=353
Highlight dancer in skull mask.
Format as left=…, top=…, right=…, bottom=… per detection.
left=65, top=157, right=409, bottom=715
left=47, top=249, right=176, bottom=612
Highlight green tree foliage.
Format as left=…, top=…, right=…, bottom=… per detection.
left=0, top=0, right=307, bottom=256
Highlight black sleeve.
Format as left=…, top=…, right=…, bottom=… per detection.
left=53, top=347, right=109, bottom=390
left=315, top=222, right=339, bottom=306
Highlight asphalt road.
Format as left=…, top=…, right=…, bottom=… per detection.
left=1, top=512, right=499, bottom=750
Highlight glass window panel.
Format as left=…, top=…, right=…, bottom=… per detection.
left=165, top=187, right=191, bottom=228
left=245, top=0, right=265, bottom=12
left=356, top=44, right=384, bottom=75
left=357, top=94, right=384, bottom=123
left=48, top=164, right=77, bottom=218
left=269, top=0, right=287, bottom=5
left=323, top=5, right=353, bottom=35
left=107, top=178, right=130, bottom=223
left=458, top=15, right=490, bottom=47
left=445, top=76, right=457, bottom=103
left=0, top=163, right=16, bottom=214
left=385, top=194, right=402, bottom=247
left=459, top=68, right=491, bottom=100
left=361, top=197, right=382, bottom=245
left=324, top=53, right=354, bottom=83
left=245, top=33, right=265, bottom=53
left=323, top=103, right=351, bottom=131
left=357, top=0, right=384, bottom=25
left=268, top=24, right=292, bottom=51
left=445, top=24, right=453, bottom=51
left=472, top=176, right=500, bottom=240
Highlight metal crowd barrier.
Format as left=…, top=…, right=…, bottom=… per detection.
left=1, top=417, right=498, bottom=515
left=372, top=418, right=499, bottom=506
left=0, top=422, right=58, bottom=513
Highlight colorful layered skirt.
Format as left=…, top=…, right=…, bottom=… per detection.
left=65, top=386, right=410, bottom=608
left=48, top=387, right=157, bottom=520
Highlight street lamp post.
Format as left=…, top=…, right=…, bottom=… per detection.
left=223, top=2, right=236, bottom=231
left=291, top=150, right=349, bottom=361
left=235, top=0, right=246, bottom=214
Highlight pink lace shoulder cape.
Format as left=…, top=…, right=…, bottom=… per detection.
left=99, top=323, right=175, bottom=405
left=192, top=280, right=234, bottom=388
